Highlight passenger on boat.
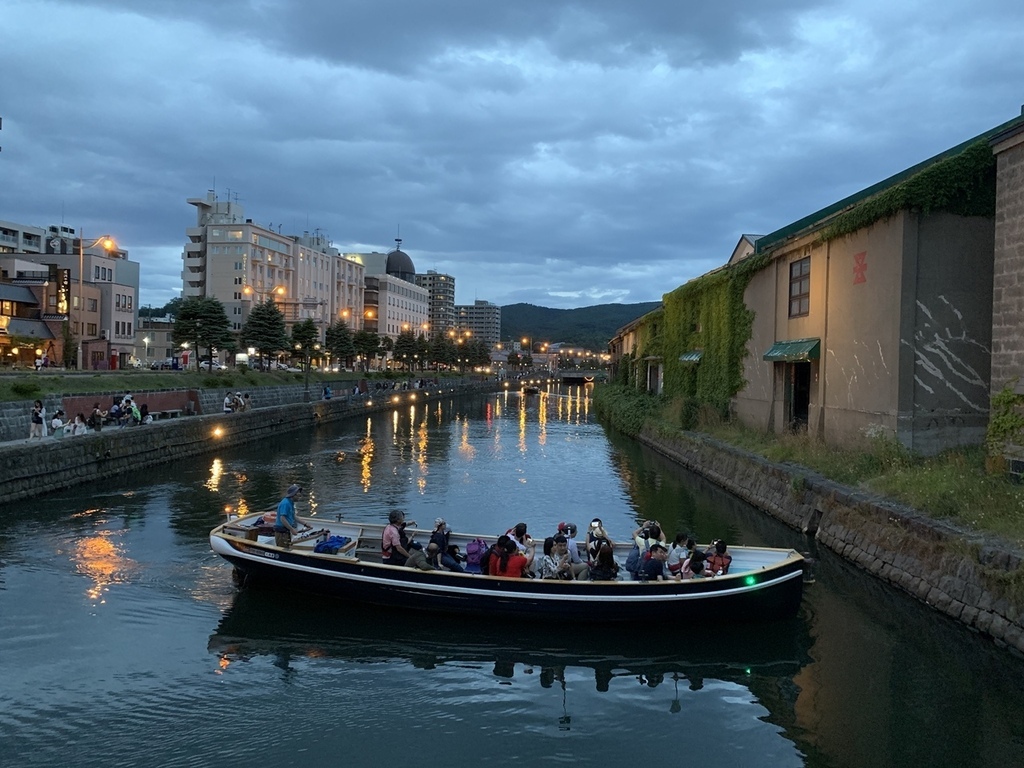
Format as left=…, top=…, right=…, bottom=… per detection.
left=589, top=544, right=620, bottom=581
left=556, top=522, right=589, bottom=579
left=382, top=510, right=415, bottom=566
left=538, top=536, right=574, bottom=580
left=633, top=520, right=667, bottom=549
left=478, top=535, right=510, bottom=575
left=640, top=544, right=678, bottom=582
left=704, top=540, right=733, bottom=575
left=506, top=522, right=533, bottom=553
left=273, top=484, right=308, bottom=548
left=429, top=518, right=465, bottom=573
left=405, top=542, right=440, bottom=571
left=667, top=534, right=694, bottom=576
left=586, top=518, right=614, bottom=563
left=680, top=551, right=714, bottom=579
left=489, top=538, right=532, bottom=578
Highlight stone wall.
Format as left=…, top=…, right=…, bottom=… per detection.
left=636, top=427, right=1024, bottom=655
left=0, top=381, right=498, bottom=501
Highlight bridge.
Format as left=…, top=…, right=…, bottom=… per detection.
left=554, top=370, right=606, bottom=384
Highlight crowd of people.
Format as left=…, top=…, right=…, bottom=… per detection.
left=377, top=510, right=732, bottom=582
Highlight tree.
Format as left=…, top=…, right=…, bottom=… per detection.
left=467, top=339, right=492, bottom=369
left=393, top=329, right=418, bottom=370
left=239, top=300, right=289, bottom=367
left=325, top=320, right=357, bottom=368
left=291, top=318, right=318, bottom=350
left=173, top=297, right=233, bottom=371
left=353, top=329, right=380, bottom=371
left=428, top=335, right=455, bottom=370
left=60, top=321, right=77, bottom=369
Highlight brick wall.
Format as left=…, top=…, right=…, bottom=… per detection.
left=991, top=136, right=1024, bottom=393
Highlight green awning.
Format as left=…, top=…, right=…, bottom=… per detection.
left=763, top=338, right=820, bottom=362
left=679, top=350, right=703, bottom=363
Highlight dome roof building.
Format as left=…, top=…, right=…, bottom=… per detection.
left=386, top=239, right=416, bottom=283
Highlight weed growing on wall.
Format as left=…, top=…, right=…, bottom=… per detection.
left=819, top=140, right=997, bottom=243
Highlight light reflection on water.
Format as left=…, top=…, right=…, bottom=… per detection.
left=3, top=386, right=1024, bottom=767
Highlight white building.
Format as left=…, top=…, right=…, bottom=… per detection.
left=182, top=192, right=365, bottom=343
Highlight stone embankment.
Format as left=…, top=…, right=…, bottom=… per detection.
left=0, top=381, right=498, bottom=502
left=636, top=427, right=1024, bottom=656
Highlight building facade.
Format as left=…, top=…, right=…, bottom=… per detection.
left=415, top=270, right=456, bottom=339
left=454, top=300, right=501, bottom=347
left=0, top=220, right=140, bottom=369
left=182, top=192, right=365, bottom=345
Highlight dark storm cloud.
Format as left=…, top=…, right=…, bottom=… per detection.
left=2, top=0, right=1023, bottom=309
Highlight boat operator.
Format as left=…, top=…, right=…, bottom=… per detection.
left=273, top=484, right=309, bottom=548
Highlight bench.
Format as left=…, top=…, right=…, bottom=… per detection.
left=158, top=409, right=184, bottom=419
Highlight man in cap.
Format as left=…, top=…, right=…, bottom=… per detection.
left=233, top=392, right=245, bottom=411
left=429, top=517, right=465, bottom=572
left=273, top=483, right=308, bottom=548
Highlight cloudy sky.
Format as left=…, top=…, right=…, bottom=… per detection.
left=2, top=0, right=1022, bottom=310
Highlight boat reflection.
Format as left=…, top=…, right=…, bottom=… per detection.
left=209, top=588, right=813, bottom=699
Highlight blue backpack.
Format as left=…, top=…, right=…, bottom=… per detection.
left=625, top=537, right=652, bottom=579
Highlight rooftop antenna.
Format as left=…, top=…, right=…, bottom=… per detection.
left=395, top=223, right=402, bottom=251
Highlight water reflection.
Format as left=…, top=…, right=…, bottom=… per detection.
left=210, top=587, right=813, bottom=709
left=71, top=531, right=137, bottom=603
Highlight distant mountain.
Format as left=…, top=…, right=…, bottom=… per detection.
left=500, top=302, right=661, bottom=351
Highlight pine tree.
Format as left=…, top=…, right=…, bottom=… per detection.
left=173, top=297, right=233, bottom=371
left=239, top=300, right=290, bottom=368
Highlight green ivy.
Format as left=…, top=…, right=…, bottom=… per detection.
left=986, top=380, right=1024, bottom=471
left=820, top=140, right=997, bottom=243
left=653, top=253, right=768, bottom=413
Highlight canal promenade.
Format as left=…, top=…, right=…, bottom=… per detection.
left=0, top=379, right=501, bottom=501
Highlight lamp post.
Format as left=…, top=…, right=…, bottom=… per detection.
left=143, top=336, right=150, bottom=366
left=296, top=341, right=321, bottom=402
left=77, top=232, right=116, bottom=370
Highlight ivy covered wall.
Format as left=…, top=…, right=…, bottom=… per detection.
left=623, top=255, right=767, bottom=419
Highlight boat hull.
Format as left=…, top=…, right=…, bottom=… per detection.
left=210, top=529, right=804, bottom=623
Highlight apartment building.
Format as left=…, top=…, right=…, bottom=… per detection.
left=415, top=270, right=456, bottom=339
left=454, top=299, right=501, bottom=347
left=182, top=192, right=365, bottom=343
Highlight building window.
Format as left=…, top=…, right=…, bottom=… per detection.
left=789, top=257, right=810, bottom=317
left=87, top=323, right=97, bottom=336
left=88, top=299, right=98, bottom=311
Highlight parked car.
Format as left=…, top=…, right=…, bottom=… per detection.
left=199, top=360, right=224, bottom=371
left=151, top=358, right=176, bottom=370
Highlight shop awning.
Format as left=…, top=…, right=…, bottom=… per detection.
left=763, top=338, right=820, bottom=362
left=679, top=350, right=703, bottom=363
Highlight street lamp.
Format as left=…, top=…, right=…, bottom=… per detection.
left=243, top=284, right=285, bottom=302
left=296, top=341, right=321, bottom=401
left=77, top=232, right=116, bottom=370
left=143, top=336, right=150, bottom=366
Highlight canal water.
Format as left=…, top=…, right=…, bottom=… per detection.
left=1, top=387, right=1022, bottom=768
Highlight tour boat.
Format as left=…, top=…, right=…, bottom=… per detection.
left=209, top=515, right=806, bottom=622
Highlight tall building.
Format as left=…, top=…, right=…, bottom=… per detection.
left=181, top=192, right=365, bottom=342
left=454, top=300, right=501, bottom=347
left=0, top=219, right=140, bottom=369
left=415, top=270, right=456, bottom=339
